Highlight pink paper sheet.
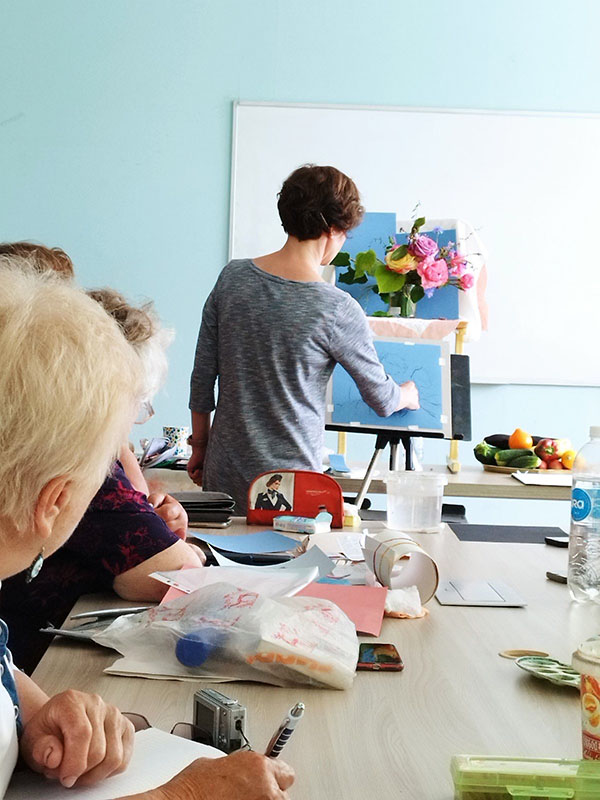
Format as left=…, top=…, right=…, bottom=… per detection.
left=297, top=583, right=388, bottom=636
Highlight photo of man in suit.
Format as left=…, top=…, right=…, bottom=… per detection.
left=255, top=474, right=292, bottom=511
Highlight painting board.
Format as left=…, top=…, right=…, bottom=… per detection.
left=326, top=337, right=452, bottom=437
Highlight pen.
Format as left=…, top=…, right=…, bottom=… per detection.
left=265, top=702, right=304, bottom=758
left=70, top=606, right=151, bottom=620
left=215, top=552, right=294, bottom=566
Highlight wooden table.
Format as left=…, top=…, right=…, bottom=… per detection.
left=147, top=465, right=571, bottom=502
left=32, top=521, right=595, bottom=799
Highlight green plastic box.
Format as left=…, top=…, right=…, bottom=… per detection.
left=451, top=755, right=600, bottom=799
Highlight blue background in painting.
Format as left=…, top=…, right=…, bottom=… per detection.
left=331, top=340, right=444, bottom=431
left=336, top=212, right=460, bottom=319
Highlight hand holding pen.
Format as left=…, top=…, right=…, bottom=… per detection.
left=265, top=702, right=304, bottom=758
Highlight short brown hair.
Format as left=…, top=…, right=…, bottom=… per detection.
left=0, top=241, right=74, bottom=278
left=277, top=165, right=364, bottom=241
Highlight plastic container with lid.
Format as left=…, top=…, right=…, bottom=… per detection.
left=385, top=471, right=448, bottom=532
left=451, top=754, right=600, bottom=799
left=573, top=637, right=600, bottom=759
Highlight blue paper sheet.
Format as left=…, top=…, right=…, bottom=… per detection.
left=332, top=340, right=444, bottom=431
left=187, top=530, right=299, bottom=553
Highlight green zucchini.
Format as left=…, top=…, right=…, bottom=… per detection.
left=494, top=448, right=534, bottom=466
left=508, top=454, right=542, bottom=469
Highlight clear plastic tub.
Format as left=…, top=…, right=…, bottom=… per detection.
left=385, top=471, right=448, bottom=532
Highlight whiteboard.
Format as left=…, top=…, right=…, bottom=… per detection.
left=230, top=102, right=600, bottom=386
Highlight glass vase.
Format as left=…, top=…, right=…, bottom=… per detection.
left=389, top=288, right=417, bottom=318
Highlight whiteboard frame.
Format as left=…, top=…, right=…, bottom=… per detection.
left=230, top=101, right=600, bottom=388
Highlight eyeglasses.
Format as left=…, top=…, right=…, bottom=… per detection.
left=135, top=400, right=155, bottom=425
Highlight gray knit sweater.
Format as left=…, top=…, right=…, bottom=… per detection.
left=189, top=259, right=401, bottom=511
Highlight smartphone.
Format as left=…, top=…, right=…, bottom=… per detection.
left=356, top=642, right=403, bottom=671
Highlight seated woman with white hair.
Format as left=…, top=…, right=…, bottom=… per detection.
left=0, top=283, right=205, bottom=673
left=0, top=267, right=294, bottom=799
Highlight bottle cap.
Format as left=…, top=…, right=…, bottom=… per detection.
left=590, top=426, right=600, bottom=438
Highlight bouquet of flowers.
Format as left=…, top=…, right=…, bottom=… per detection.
left=335, top=217, right=474, bottom=317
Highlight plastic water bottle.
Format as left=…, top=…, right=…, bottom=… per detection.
left=568, top=426, right=600, bottom=602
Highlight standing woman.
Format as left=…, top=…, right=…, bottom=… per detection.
left=188, top=164, right=419, bottom=511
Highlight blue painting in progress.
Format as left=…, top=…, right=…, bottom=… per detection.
left=335, top=212, right=460, bottom=319
left=331, top=340, right=444, bottom=431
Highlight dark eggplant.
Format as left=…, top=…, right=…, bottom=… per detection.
left=484, top=433, right=510, bottom=449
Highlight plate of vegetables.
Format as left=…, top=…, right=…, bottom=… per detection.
left=474, top=429, right=576, bottom=472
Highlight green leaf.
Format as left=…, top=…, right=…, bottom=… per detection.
left=373, top=262, right=406, bottom=293
left=338, top=266, right=367, bottom=285
left=377, top=290, right=390, bottom=302
left=371, top=310, right=391, bottom=317
left=390, top=244, right=409, bottom=261
left=410, top=284, right=425, bottom=302
left=412, top=216, right=426, bottom=232
left=355, top=249, right=377, bottom=278
left=331, top=251, right=351, bottom=267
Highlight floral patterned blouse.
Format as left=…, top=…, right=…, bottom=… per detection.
left=0, top=461, right=179, bottom=673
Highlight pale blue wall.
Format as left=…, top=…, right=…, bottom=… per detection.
left=1, top=0, right=599, bottom=525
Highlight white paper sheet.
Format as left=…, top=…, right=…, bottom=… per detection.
left=6, top=727, right=222, bottom=800
left=150, top=565, right=317, bottom=597
left=103, top=656, right=234, bottom=682
left=210, top=544, right=335, bottom=579
left=512, top=471, right=572, bottom=487
left=308, top=533, right=366, bottom=561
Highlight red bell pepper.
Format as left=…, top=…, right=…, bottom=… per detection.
left=534, top=438, right=560, bottom=462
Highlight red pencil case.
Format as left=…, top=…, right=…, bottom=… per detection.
left=246, top=469, right=344, bottom=528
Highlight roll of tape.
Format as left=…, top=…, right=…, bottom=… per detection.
left=363, top=531, right=439, bottom=603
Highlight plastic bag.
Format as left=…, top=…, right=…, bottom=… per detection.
left=94, top=582, right=359, bottom=690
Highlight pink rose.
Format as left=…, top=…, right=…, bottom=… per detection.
left=460, top=273, right=474, bottom=290
left=448, top=250, right=467, bottom=277
left=408, top=235, right=438, bottom=259
left=417, top=256, right=448, bottom=290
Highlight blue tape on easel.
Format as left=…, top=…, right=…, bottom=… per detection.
left=329, top=454, right=350, bottom=473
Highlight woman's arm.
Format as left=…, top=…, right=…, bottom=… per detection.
left=113, top=540, right=204, bottom=601
left=119, top=445, right=150, bottom=495
left=187, top=411, right=211, bottom=486
left=328, top=295, right=419, bottom=415
left=14, top=671, right=49, bottom=725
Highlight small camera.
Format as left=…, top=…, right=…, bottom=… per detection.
left=193, top=688, right=247, bottom=753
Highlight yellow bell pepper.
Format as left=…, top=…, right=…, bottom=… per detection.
left=561, top=450, right=576, bottom=470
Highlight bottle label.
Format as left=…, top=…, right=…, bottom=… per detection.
left=581, top=673, right=600, bottom=759
left=572, top=488, right=593, bottom=522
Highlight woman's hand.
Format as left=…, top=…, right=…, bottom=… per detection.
left=140, top=751, right=295, bottom=800
left=20, top=689, right=134, bottom=788
left=397, top=380, right=420, bottom=411
left=186, top=446, right=206, bottom=487
left=146, top=492, right=188, bottom=539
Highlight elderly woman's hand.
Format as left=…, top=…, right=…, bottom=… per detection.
left=20, top=689, right=135, bottom=788
left=147, top=492, right=188, bottom=539
left=148, top=751, right=295, bottom=800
